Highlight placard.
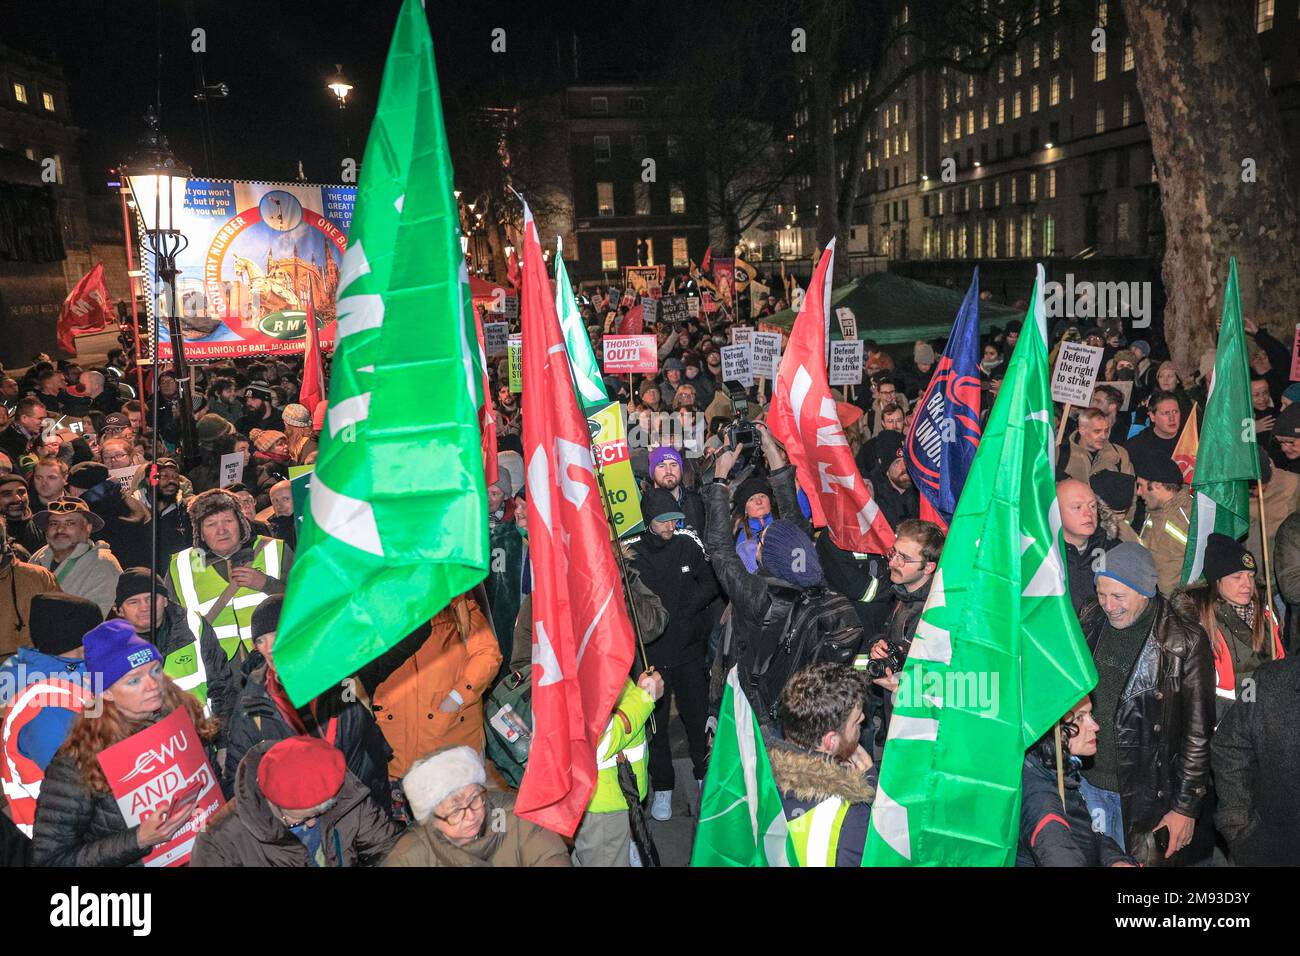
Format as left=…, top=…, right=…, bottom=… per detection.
left=508, top=334, right=523, bottom=393
left=218, top=452, right=244, bottom=489
left=602, top=335, right=658, bottom=374
left=640, top=296, right=658, bottom=326
left=587, top=401, right=644, bottom=539
left=658, top=295, right=690, bottom=325
left=687, top=296, right=701, bottom=317
left=721, top=343, right=754, bottom=388
left=484, top=321, right=509, bottom=358
left=623, top=266, right=660, bottom=296
left=751, top=331, right=782, bottom=380
left=1050, top=342, right=1105, bottom=406
left=108, top=465, right=137, bottom=491
left=835, top=307, right=858, bottom=340
left=829, top=340, right=865, bottom=386
left=97, top=707, right=224, bottom=867
left=730, top=326, right=754, bottom=347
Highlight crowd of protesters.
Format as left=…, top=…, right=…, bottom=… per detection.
left=0, top=269, right=1296, bottom=869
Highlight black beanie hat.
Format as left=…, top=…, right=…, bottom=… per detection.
left=1133, top=454, right=1184, bottom=487
left=115, top=567, right=166, bottom=608
left=1090, top=470, right=1136, bottom=513
left=251, top=593, right=284, bottom=642
left=29, top=592, right=103, bottom=656
left=872, top=430, right=906, bottom=468
left=732, top=475, right=775, bottom=517
left=1203, top=533, right=1256, bottom=583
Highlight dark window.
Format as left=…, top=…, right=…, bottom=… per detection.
left=627, top=96, right=646, bottom=113
left=1030, top=127, right=1040, bottom=150
left=996, top=138, right=1004, bottom=159
left=1049, top=120, right=1060, bottom=143
left=980, top=143, right=989, bottom=163
left=966, top=148, right=974, bottom=167
left=1012, top=131, right=1022, bottom=154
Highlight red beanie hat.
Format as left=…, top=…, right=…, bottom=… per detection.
left=257, top=736, right=347, bottom=811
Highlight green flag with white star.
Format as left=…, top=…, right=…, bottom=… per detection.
left=863, top=264, right=1098, bottom=866
left=1182, top=258, right=1260, bottom=584
left=555, top=237, right=608, bottom=410
left=275, top=0, right=487, bottom=705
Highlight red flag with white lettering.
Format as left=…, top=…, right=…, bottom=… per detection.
left=767, top=240, right=896, bottom=554
left=473, top=306, right=498, bottom=488
left=517, top=199, right=636, bottom=836
left=56, top=262, right=111, bottom=355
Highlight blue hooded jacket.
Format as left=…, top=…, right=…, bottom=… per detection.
left=0, top=647, right=89, bottom=770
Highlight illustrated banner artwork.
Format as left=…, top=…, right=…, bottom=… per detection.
left=142, top=179, right=356, bottom=361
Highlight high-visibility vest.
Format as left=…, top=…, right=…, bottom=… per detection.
left=163, top=606, right=215, bottom=717
left=588, top=681, right=653, bottom=814
left=1, top=678, right=91, bottom=836
left=168, top=536, right=284, bottom=660
left=786, top=796, right=851, bottom=867
left=1212, top=609, right=1285, bottom=703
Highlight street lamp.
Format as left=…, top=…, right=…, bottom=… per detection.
left=121, top=106, right=195, bottom=638
left=326, top=64, right=353, bottom=107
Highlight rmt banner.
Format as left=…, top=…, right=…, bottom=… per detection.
left=602, top=334, right=658, bottom=373
left=1050, top=342, right=1104, bottom=406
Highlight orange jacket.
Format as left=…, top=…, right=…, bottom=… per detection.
left=372, top=595, right=503, bottom=779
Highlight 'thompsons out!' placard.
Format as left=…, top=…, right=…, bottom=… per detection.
left=97, top=707, right=223, bottom=867
left=141, top=180, right=356, bottom=361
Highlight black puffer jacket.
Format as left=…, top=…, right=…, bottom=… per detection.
left=630, top=527, right=719, bottom=666
left=220, top=664, right=393, bottom=813
left=1078, top=592, right=1215, bottom=853
left=1017, top=754, right=1134, bottom=867
left=1064, top=527, right=1118, bottom=614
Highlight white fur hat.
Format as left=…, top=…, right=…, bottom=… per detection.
left=403, top=746, right=486, bottom=824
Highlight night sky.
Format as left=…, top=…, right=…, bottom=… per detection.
left=5, top=0, right=684, bottom=190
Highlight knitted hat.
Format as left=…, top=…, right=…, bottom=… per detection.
left=914, top=342, right=937, bottom=367
left=115, top=567, right=165, bottom=608
left=84, top=619, right=161, bottom=691
left=663, top=357, right=685, bottom=372
left=642, top=487, right=685, bottom=524
left=648, top=445, right=684, bottom=476
left=195, top=412, right=235, bottom=444
left=1130, top=340, right=1151, bottom=358
left=245, top=381, right=274, bottom=401
left=1133, top=454, right=1183, bottom=486
left=403, top=746, right=487, bottom=824
left=757, top=520, right=824, bottom=587
left=251, top=593, right=283, bottom=643
left=1090, top=470, right=1136, bottom=513
left=872, top=430, right=906, bottom=467
left=682, top=351, right=702, bottom=370
left=497, top=451, right=525, bottom=501
left=68, top=461, right=109, bottom=491
left=187, top=488, right=251, bottom=550
left=250, top=429, right=288, bottom=454
left=29, top=592, right=102, bottom=656
left=1203, top=533, right=1256, bottom=583
left=282, top=403, right=311, bottom=429
left=1113, top=349, right=1139, bottom=368
left=639, top=379, right=660, bottom=399
left=257, top=736, right=347, bottom=812
left=489, top=468, right=513, bottom=498
left=1094, top=542, right=1158, bottom=598
left=1275, top=403, right=1300, bottom=440
left=732, top=475, right=774, bottom=517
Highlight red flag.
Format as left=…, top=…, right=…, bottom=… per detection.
left=767, top=240, right=896, bottom=554
left=299, top=293, right=326, bottom=414
left=473, top=307, right=498, bottom=487
left=517, top=201, right=636, bottom=836
left=701, top=246, right=712, bottom=273
left=617, top=303, right=644, bottom=335
left=507, top=249, right=521, bottom=289
left=1173, top=403, right=1199, bottom=484
left=57, top=262, right=111, bottom=355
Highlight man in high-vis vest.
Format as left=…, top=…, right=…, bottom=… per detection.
left=114, top=567, right=235, bottom=722
left=1134, top=456, right=1193, bottom=596
left=764, top=662, right=876, bottom=867
left=167, top=488, right=293, bottom=665
left=0, top=593, right=99, bottom=837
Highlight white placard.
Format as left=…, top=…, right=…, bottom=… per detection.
left=641, top=296, right=658, bottom=326
left=829, top=340, right=865, bottom=386
left=484, top=321, right=509, bottom=358
left=218, top=453, right=244, bottom=489
left=720, top=343, right=754, bottom=388
left=750, top=331, right=782, bottom=380
left=108, top=465, right=137, bottom=491
left=835, top=306, right=858, bottom=339
left=687, top=296, right=701, bottom=317
left=730, top=325, right=753, bottom=347
left=1050, top=342, right=1105, bottom=406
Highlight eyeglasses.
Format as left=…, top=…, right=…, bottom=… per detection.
left=887, top=547, right=926, bottom=566
left=433, top=788, right=486, bottom=826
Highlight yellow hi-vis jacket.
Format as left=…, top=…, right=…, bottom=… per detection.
left=168, top=536, right=285, bottom=661
left=587, top=680, right=655, bottom=814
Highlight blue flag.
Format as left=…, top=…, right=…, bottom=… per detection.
left=903, top=268, right=983, bottom=530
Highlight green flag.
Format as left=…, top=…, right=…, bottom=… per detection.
left=555, top=237, right=608, bottom=410
left=863, top=264, right=1098, bottom=866
left=275, top=0, right=487, bottom=705
left=1182, top=258, right=1260, bottom=584
left=690, top=667, right=793, bottom=867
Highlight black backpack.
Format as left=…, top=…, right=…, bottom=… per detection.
left=743, top=582, right=865, bottom=724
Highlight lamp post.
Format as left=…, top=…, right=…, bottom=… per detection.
left=327, top=64, right=353, bottom=154
left=122, top=106, right=195, bottom=640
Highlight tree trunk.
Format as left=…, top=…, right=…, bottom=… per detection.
left=1122, top=0, right=1300, bottom=374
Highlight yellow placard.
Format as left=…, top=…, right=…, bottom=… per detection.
left=587, top=401, right=644, bottom=539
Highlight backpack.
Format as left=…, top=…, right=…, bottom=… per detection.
left=484, top=666, right=534, bottom=789
left=744, top=583, right=865, bottom=724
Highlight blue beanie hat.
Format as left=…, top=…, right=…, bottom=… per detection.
left=1093, top=542, right=1158, bottom=599
left=648, top=445, right=684, bottom=475
left=84, top=620, right=162, bottom=692
left=757, top=520, right=824, bottom=588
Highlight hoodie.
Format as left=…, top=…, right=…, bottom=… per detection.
left=0, top=647, right=88, bottom=769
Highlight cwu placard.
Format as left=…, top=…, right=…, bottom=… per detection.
left=141, top=179, right=356, bottom=361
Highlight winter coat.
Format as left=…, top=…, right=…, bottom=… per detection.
left=1211, top=656, right=1300, bottom=865
left=630, top=527, right=719, bottom=666
left=1059, top=432, right=1134, bottom=485
left=1247, top=471, right=1300, bottom=590
left=1273, top=510, right=1300, bottom=653
left=144, top=599, right=238, bottom=725
left=1016, top=754, right=1134, bottom=867
left=1136, top=489, right=1192, bottom=597
left=220, top=663, right=393, bottom=811
left=484, top=519, right=525, bottom=674
left=370, top=595, right=503, bottom=779
left=1078, top=592, right=1216, bottom=855
left=766, top=731, right=875, bottom=867
left=79, top=480, right=152, bottom=571
left=131, top=491, right=193, bottom=573
left=815, top=532, right=893, bottom=634
left=206, top=395, right=243, bottom=428
left=30, top=539, right=122, bottom=615
left=0, top=555, right=59, bottom=659
left=191, top=740, right=401, bottom=867
left=1064, top=528, right=1119, bottom=613
left=0, top=647, right=87, bottom=769
left=381, top=789, right=571, bottom=867
left=863, top=466, right=920, bottom=530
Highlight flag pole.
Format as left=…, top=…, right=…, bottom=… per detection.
left=1258, top=480, right=1276, bottom=618
left=1056, top=402, right=1072, bottom=448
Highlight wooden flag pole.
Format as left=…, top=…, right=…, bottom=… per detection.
left=1258, top=480, right=1277, bottom=621
left=1056, top=402, right=1072, bottom=448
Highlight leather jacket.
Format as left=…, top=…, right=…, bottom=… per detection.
left=1078, top=593, right=1215, bottom=848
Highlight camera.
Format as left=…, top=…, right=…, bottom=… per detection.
left=865, top=641, right=908, bottom=680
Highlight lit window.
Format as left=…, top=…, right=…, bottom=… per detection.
left=1094, top=49, right=1107, bottom=82
left=954, top=114, right=962, bottom=139
left=981, top=105, right=990, bottom=129
left=597, top=182, right=615, bottom=217
left=997, top=97, right=1005, bottom=124
left=670, top=183, right=686, bottom=214
left=1032, top=43, right=1041, bottom=69
left=967, top=109, right=975, bottom=134
left=1123, top=36, right=1134, bottom=71
left=885, top=138, right=892, bottom=159
left=634, top=181, right=650, bottom=216
left=1013, top=91, right=1022, bottom=118
left=998, top=62, right=1006, bottom=84
left=994, top=180, right=1001, bottom=205
left=1029, top=172, right=1038, bottom=200
left=601, top=240, right=618, bottom=271
left=1257, top=0, right=1274, bottom=32
left=1047, top=168, right=1057, bottom=197
left=1050, top=75, right=1061, bottom=105
left=12, top=83, right=27, bottom=105
left=41, top=91, right=54, bottom=112
left=941, top=87, right=948, bottom=109
left=1031, top=85, right=1040, bottom=112
left=1007, top=218, right=1016, bottom=255
left=943, top=125, right=949, bottom=144
left=1097, top=0, right=1108, bottom=27
left=1021, top=214, right=1034, bottom=256
left=1011, top=176, right=1018, bottom=204
left=1095, top=103, right=1106, bottom=133
left=903, top=129, right=910, bottom=152
left=1043, top=215, right=1055, bottom=254
left=594, top=135, right=611, bottom=161
left=1014, top=53, right=1023, bottom=77
left=967, top=77, right=975, bottom=97
left=1070, top=72, right=1076, bottom=99
left=1122, top=93, right=1132, bottom=126
left=988, top=219, right=998, bottom=258
left=627, top=94, right=645, bottom=111
left=1052, top=34, right=1061, bottom=60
